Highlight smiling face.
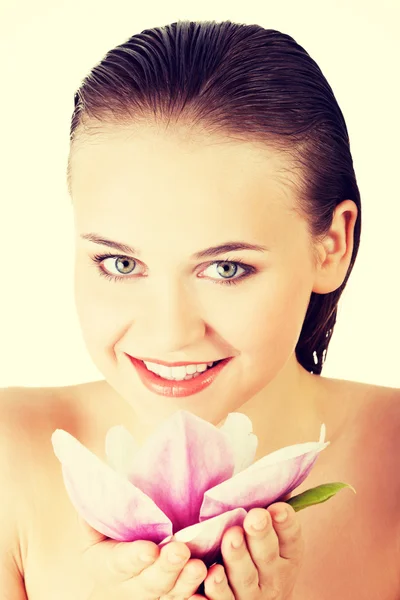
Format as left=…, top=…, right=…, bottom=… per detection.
left=69, top=123, right=321, bottom=427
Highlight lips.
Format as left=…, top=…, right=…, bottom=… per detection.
left=128, top=355, right=233, bottom=398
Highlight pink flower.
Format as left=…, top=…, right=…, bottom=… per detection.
left=51, top=411, right=329, bottom=566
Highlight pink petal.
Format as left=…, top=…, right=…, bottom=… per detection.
left=219, top=412, right=258, bottom=474
left=52, top=429, right=172, bottom=542
left=160, top=508, right=247, bottom=566
left=200, top=424, right=329, bottom=520
left=126, top=410, right=235, bottom=531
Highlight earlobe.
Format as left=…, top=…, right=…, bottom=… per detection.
left=312, top=200, right=358, bottom=294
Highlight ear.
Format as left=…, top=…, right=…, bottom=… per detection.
left=312, top=200, right=358, bottom=294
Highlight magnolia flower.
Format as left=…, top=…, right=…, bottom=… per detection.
left=51, top=410, right=334, bottom=566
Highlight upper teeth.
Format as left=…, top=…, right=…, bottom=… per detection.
left=143, top=361, right=214, bottom=380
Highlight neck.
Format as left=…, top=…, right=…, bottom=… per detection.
left=218, top=355, right=326, bottom=460
left=93, top=354, right=330, bottom=455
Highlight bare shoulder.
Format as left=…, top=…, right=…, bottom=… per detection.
left=0, top=384, right=71, bottom=480
left=0, top=382, right=86, bottom=494
left=326, top=376, right=400, bottom=453
left=0, top=383, right=85, bottom=431
left=0, top=385, right=72, bottom=597
left=0, top=382, right=120, bottom=600
left=0, top=384, right=92, bottom=566
left=0, top=388, right=27, bottom=592
left=339, top=378, right=400, bottom=575
left=293, top=377, right=400, bottom=598
left=0, top=379, right=123, bottom=501
left=354, top=380, right=400, bottom=507
left=321, top=375, right=400, bottom=430
left=0, top=380, right=109, bottom=448
left=323, top=376, right=400, bottom=514
left=354, top=380, right=400, bottom=443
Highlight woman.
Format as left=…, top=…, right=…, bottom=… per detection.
left=1, top=19, right=399, bottom=600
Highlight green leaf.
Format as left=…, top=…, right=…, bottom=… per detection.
left=285, top=482, right=356, bottom=512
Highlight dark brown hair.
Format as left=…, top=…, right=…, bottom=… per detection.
left=66, top=19, right=362, bottom=375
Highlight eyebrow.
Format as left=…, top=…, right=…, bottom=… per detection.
left=80, top=233, right=269, bottom=259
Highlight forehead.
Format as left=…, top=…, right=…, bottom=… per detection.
left=71, top=124, right=296, bottom=198
left=69, top=125, right=302, bottom=247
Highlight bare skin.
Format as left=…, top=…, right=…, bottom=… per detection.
left=3, top=126, right=399, bottom=598
left=3, top=372, right=400, bottom=600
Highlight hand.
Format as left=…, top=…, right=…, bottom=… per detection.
left=191, top=502, right=304, bottom=600
left=79, top=517, right=207, bottom=599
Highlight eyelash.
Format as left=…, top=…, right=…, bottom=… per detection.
left=90, top=252, right=256, bottom=286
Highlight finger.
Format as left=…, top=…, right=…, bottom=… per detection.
left=203, top=564, right=235, bottom=600
left=86, top=538, right=160, bottom=583
left=219, top=526, right=259, bottom=597
left=166, top=558, right=208, bottom=599
left=268, top=503, right=304, bottom=563
left=77, top=514, right=163, bottom=582
left=138, top=542, right=191, bottom=596
left=243, top=508, right=280, bottom=587
left=107, top=540, right=160, bottom=579
left=80, top=528, right=160, bottom=585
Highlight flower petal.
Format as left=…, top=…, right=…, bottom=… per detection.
left=105, top=425, right=139, bottom=477
left=52, top=429, right=172, bottom=542
left=219, top=412, right=258, bottom=474
left=126, top=410, right=235, bottom=531
left=200, top=424, right=329, bottom=519
left=160, top=508, right=247, bottom=566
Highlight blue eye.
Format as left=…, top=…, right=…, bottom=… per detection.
left=90, top=253, right=256, bottom=286
left=199, top=260, right=252, bottom=285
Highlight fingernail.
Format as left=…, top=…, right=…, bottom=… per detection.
left=273, top=509, right=288, bottom=523
left=214, top=569, right=225, bottom=584
left=251, top=515, right=267, bottom=531
left=168, top=550, right=188, bottom=564
left=140, top=552, right=156, bottom=563
left=231, top=533, right=243, bottom=548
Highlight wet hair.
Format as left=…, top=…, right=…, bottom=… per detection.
left=66, top=19, right=362, bottom=375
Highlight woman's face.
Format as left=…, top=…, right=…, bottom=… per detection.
left=70, top=124, right=319, bottom=427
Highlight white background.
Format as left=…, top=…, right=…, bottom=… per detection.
left=0, top=0, right=399, bottom=389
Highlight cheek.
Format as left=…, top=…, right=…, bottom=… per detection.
left=74, top=265, right=125, bottom=348
left=231, top=270, right=313, bottom=359
left=74, top=258, right=313, bottom=364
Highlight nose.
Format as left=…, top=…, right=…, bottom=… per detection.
left=137, top=278, right=206, bottom=353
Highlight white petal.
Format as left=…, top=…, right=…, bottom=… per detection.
left=160, top=507, right=247, bottom=566
left=51, top=428, right=172, bottom=543
left=200, top=423, right=330, bottom=520
left=219, top=412, right=258, bottom=474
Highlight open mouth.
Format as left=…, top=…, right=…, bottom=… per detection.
left=127, top=355, right=232, bottom=398
left=142, top=359, right=223, bottom=380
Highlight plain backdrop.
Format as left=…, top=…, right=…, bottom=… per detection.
left=0, top=0, right=399, bottom=389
